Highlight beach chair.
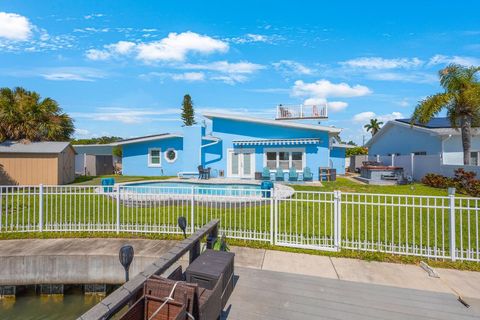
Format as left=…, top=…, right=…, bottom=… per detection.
left=262, top=167, right=271, bottom=180
left=303, top=167, right=313, bottom=181
left=288, top=167, right=298, bottom=181
left=275, top=168, right=284, bottom=181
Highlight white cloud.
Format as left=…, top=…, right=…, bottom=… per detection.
left=327, top=101, right=349, bottom=112
left=428, top=54, right=480, bottom=67
left=182, top=61, right=263, bottom=74
left=273, top=60, right=313, bottom=75
left=75, top=128, right=90, bottom=137
left=85, top=49, right=111, bottom=61
left=353, top=111, right=403, bottom=123
left=292, top=79, right=372, bottom=98
left=341, top=57, right=423, bottom=69
left=367, top=72, right=437, bottom=83
left=84, top=13, right=104, bottom=20
left=86, top=32, right=229, bottom=63
left=229, top=33, right=282, bottom=44
left=72, top=107, right=181, bottom=124
left=136, top=31, right=228, bottom=62
left=171, top=72, right=205, bottom=81
left=0, top=12, right=32, bottom=40
left=39, top=67, right=106, bottom=81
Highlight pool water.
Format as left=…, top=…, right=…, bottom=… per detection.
left=122, top=181, right=263, bottom=196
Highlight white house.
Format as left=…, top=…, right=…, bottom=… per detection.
left=366, top=118, right=480, bottom=165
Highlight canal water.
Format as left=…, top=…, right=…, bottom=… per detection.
left=0, top=289, right=101, bottom=320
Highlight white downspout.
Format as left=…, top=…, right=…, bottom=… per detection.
left=441, top=134, right=452, bottom=164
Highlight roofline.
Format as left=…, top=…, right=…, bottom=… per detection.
left=331, top=143, right=355, bottom=149
left=72, top=143, right=116, bottom=147
left=364, top=120, right=455, bottom=148
left=202, top=112, right=342, bottom=134
left=111, top=134, right=183, bottom=146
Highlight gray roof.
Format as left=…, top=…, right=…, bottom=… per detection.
left=111, top=133, right=183, bottom=146
left=0, top=141, right=72, bottom=154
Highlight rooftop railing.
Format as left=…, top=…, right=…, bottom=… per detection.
left=276, top=104, right=328, bottom=120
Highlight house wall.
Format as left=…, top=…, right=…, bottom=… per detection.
left=0, top=153, right=59, bottom=185
left=330, top=147, right=346, bottom=175
left=122, top=137, right=183, bottom=176
left=442, top=135, right=480, bottom=165
left=205, top=117, right=332, bottom=180
left=183, top=126, right=204, bottom=172
left=368, top=125, right=442, bottom=156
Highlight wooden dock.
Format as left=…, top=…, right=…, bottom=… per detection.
left=223, top=267, right=480, bottom=320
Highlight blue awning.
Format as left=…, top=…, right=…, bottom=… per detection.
left=233, top=138, right=321, bottom=146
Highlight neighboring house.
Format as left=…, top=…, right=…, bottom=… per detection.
left=366, top=118, right=480, bottom=165
left=73, top=144, right=117, bottom=176
left=0, top=141, right=76, bottom=185
left=115, top=112, right=349, bottom=180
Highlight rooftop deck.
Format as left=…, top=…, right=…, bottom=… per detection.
left=276, top=104, right=328, bottom=120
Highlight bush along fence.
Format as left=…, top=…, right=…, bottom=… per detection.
left=0, top=184, right=479, bottom=262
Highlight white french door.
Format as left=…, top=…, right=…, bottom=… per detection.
left=227, top=149, right=255, bottom=178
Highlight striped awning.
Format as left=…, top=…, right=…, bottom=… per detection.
left=233, top=138, right=321, bottom=146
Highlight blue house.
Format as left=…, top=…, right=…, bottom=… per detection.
left=116, top=111, right=349, bottom=180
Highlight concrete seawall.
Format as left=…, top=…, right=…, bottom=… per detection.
left=0, top=238, right=178, bottom=285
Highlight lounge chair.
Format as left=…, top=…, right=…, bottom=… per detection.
left=288, top=167, right=298, bottom=181
left=303, top=167, right=313, bottom=181
left=275, top=168, right=284, bottom=181
left=262, top=167, right=271, bottom=180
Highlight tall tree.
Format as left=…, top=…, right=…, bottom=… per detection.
left=181, top=94, right=196, bottom=126
left=0, top=87, right=74, bottom=142
left=411, top=64, right=480, bottom=165
left=364, top=118, right=383, bottom=136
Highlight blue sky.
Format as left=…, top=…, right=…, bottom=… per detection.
left=1, top=1, right=479, bottom=144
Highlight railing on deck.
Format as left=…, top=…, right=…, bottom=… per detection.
left=78, top=219, right=219, bottom=320
left=276, top=104, right=328, bottom=120
left=0, top=185, right=479, bottom=262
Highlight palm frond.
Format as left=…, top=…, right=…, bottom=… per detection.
left=411, top=93, right=451, bottom=124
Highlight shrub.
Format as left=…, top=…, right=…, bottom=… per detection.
left=422, top=173, right=452, bottom=189
left=422, top=169, right=480, bottom=197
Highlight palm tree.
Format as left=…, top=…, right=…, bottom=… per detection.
left=411, top=64, right=480, bottom=165
left=0, top=87, right=74, bottom=142
left=364, top=118, right=383, bottom=136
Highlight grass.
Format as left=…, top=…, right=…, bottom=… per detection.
left=71, top=175, right=173, bottom=185
left=292, top=176, right=450, bottom=196
left=1, top=175, right=478, bottom=271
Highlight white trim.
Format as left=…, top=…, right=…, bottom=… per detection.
left=263, top=147, right=306, bottom=172
left=203, top=112, right=341, bottom=134
left=113, top=134, right=182, bottom=146
left=148, top=148, right=162, bottom=167
left=164, top=148, right=178, bottom=163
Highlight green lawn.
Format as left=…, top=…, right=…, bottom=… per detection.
left=291, top=176, right=449, bottom=196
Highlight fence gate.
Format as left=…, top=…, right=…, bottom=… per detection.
left=275, top=191, right=339, bottom=251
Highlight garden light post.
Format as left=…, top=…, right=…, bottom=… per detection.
left=119, top=245, right=134, bottom=282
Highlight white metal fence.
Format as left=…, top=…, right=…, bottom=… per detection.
left=0, top=185, right=479, bottom=262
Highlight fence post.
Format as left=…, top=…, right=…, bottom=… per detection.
left=391, top=154, right=395, bottom=166
left=38, top=184, right=44, bottom=232
left=270, top=188, right=274, bottom=245
left=410, top=153, right=415, bottom=179
left=448, top=188, right=456, bottom=261
left=116, top=186, right=121, bottom=234
left=190, top=187, right=195, bottom=234
left=333, top=190, right=342, bottom=250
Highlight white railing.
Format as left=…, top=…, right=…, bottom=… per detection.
left=276, top=104, right=328, bottom=120
left=0, top=185, right=479, bottom=262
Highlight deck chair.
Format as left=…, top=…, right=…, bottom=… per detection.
left=275, top=168, right=284, bottom=181
left=303, top=167, right=313, bottom=181
left=288, top=167, right=298, bottom=181
left=262, top=167, right=271, bottom=180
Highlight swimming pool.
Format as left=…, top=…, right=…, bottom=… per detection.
left=122, top=181, right=263, bottom=196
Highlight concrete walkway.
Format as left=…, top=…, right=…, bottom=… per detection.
left=1, top=238, right=480, bottom=309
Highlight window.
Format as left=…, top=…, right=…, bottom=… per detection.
left=414, top=151, right=426, bottom=156
left=264, top=149, right=305, bottom=171
left=292, top=152, right=303, bottom=170
left=471, top=151, right=479, bottom=166
left=148, top=148, right=161, bottom=167
left=279, top=152, right=289, bottom=169
left=164, top=148, right=178, bottom=163
left=266, top=152, right=276, bottom=169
